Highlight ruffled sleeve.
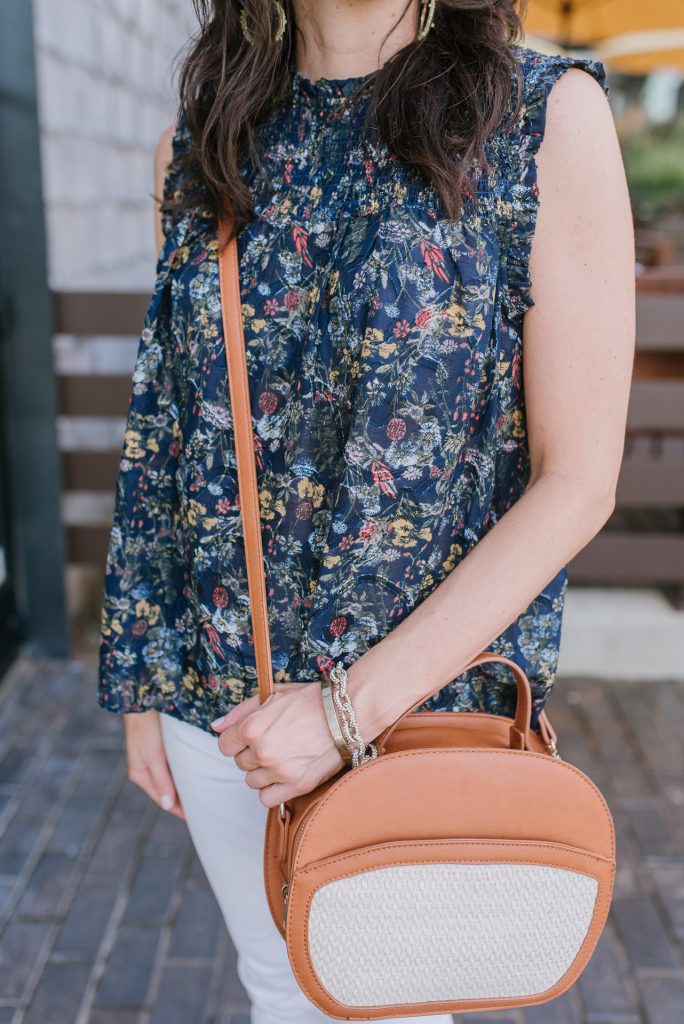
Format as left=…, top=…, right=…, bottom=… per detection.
left=498, top=50, right=610, bottom=319
left=159, top=112, right=195, bottom=244
left=97, top=124, right=193, bottom=717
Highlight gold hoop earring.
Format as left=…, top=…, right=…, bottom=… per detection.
left=240, top=1, right=287, bottom=45
left=417, top=0, right=436, bottom=41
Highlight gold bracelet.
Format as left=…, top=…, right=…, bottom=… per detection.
left=320, top=676, right=353, bottom=766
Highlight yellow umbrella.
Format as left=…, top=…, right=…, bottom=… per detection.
left=597, top=29, right=684, bottom=72
left=525, top=0, right=684, bottom=49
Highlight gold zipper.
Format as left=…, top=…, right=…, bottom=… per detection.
left=291, top=800, right=321, bottom=864
left=281, top=882, right=289, bottom=930
left=280, top=799, right=320, bottom=929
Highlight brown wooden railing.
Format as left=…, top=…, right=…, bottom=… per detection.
left=53, top=290, right=149, bottom=566
left=52, top=282, right=684, bottom=604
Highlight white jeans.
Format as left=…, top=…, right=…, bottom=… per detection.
left=160, top=713, right=453, bottom=1024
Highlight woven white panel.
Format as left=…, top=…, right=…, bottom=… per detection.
left=307, top=862, right=598, bottom=1007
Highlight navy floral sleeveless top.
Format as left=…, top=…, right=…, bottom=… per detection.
left=98, top=45, right=609, bottom=733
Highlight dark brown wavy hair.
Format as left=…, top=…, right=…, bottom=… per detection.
left=163, top=0, right=529, bottom=245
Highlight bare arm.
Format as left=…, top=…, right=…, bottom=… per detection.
left=153, top=123, right=175, bottom=254
left=347, top=67, right=635, bottom=737
left=213, top=69, right=635, bottom=807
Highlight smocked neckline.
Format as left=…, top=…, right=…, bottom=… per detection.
left=290, top=66, right=376, bottom=110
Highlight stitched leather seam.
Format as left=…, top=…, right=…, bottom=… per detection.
left=263, top=814, right=282, bottom=932
left=293, top=748, right=616, bottom=874
left=226, top=242, right=271, bottom=694
left=219, top=234, right=272, bottom=701
left=298, top=856, right=609, bottom=888
left=382, top=652, right=532, bottom=747
left=400, top=711, right=532, bottom=724
left=294, top=860, right=610, bottom=1019
left=292, top=855, right=610, bottom=1017
left=296, top=839, right=614, bottom=877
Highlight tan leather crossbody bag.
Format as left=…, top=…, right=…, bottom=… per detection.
left=217, top=221, right=616, bottom=1020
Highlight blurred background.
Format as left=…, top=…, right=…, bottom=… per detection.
left=0, top=3, right=682, bottom=1024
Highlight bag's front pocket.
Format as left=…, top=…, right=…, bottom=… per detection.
left=286, top=837, right=614, bottom=1020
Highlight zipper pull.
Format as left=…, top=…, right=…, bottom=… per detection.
left=277, top=802, right=291, bottom=862
left=281, top=882, right=289, bottom=930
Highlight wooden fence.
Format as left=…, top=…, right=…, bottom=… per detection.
left=52, top=284, right=684, bottom=604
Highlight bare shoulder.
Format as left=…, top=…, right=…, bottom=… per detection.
left=526, top=60, right=634, bottom=342
left=153, top=123, right=176, bottom=252
left=154, top=122, right=176, bottom=180
left=539, top=66, right=622, bottom=185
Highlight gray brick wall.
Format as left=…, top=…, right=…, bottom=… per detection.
left=32, top=0, right=198, bottom=290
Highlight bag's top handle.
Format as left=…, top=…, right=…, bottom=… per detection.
left=217, top=220, right=555, bottom=750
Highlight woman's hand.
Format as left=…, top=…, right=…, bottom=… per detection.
left=210, top=683, right=347, bottom=808
left=123, top=710, right=185, bottom=819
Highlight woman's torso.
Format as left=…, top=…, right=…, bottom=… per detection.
left=98, top=44, right=609, bottom=732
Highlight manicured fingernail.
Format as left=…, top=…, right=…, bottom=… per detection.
left=210, top=715, right=225, bottom=729
left=160, top=794, right=173, bottom=810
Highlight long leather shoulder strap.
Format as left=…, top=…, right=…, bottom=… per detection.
left=218, top=220, right=273, bottom=704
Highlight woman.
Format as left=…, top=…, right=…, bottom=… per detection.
left=98, top=0, right=635, bottom=1021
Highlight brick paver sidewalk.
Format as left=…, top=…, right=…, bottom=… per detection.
left=0, top=655, right=682, bottom=1023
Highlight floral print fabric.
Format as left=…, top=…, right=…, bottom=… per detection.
left=98, top=45, right=609, bottom=734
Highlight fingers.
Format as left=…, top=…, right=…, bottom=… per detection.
left=124, top=712, right=185, bottom=819
left=210, top=694, right=259, bottom=734
left=243, top=767, right=276, bottom=791
left=209, top=683, right=337, bottom=806
left=233, top=745, right=261, bottom=772
left=233, top=745, right=300, bottom=793
left=127, top=760, right=185, bottom=819
left=219, top=717, right=263, bottom=758
left=211, top=696, right=262, bottom=756
left=146, top=755, right=186, bottom=819
left=258, top=781, right=296, bottom=809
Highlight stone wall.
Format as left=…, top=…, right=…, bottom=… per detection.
left=32, top=0, right=197, bottom=289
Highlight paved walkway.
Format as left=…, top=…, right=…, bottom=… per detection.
left=0, top=654, right=682, bottom=1024
left=558, top=587, right=684, bottom=683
